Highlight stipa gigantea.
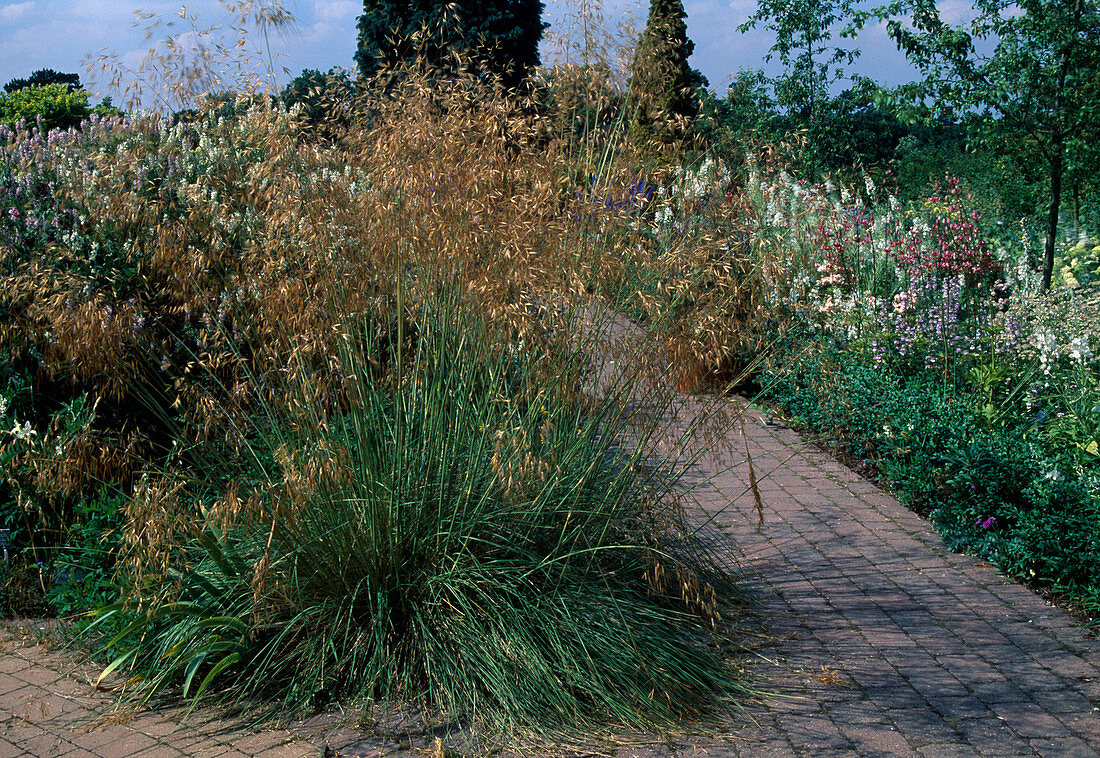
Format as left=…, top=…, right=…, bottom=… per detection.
left=84, top=0, right=295, bottom=113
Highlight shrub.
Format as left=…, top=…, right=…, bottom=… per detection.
left=279, top=68, right=355, bottom=135
left=0, top=83, right=90, bottom=133
left=4, top=69, right=81, bottom=94
left=0, top=67, right=759, bottom=740
left=355, top=0, right=547, bottom=91
left=760, top=340, right=1100, bottom=621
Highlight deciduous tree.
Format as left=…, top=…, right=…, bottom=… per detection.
left=861, top=0, right=1100, bottom=289
left=738, top=0, right=858, bottom=165
left=4, top=69, right=81, bottom=94
left=0, top=83, right=89, bottom=132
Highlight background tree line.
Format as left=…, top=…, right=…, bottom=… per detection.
left=7, top=0, right=1099, bottom=290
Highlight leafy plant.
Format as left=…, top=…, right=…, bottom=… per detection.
left=0, top=83, right=90, bottom=133
left=355, top=0, right=547, bottom=91
left=857, top=0, right=1100, bottom=289
left=4, top=69, right=82, bottom=94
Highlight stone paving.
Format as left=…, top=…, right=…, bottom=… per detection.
left=2, top=388, right=1098, bottom=756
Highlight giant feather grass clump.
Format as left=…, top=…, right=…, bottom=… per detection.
left=91, top=293, right=752, bottom=742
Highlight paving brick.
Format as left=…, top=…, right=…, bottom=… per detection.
left=0, top=739, right=28, bottom=758
left=1030, top=736, right=1100, bottom=758
left=248, top=744, right=315, bottom=758
left=12, top=665, right=66, bottom=688
left=967, top=680, right=1032, bottom=705
left=883, top=707, right=961, bottom=746
left=921, top=744, right=987, bottom=757
left=55, top=749, right=99, bottom=758
left=106, top=731, right=161, bottom=757
left=228, top=731, right=301, bottom=754
left=1027, top=687, right=1095, bottom=715
left=177, top=744, right=234, bottom=758
left=1044, top=653, right=1100, bottom=680
left=905, top=671, right=971, bottom=699
left=951, top=717, right=1031, bottom=754
left=989, top=701, right=1072, bottom=739
left=839, top=725, right=920, bottom=757
left=108, top=746, right=178, bottom=758
left=19, top=730, right=71, bottom=757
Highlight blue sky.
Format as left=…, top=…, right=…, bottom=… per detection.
left=0, top=0, right=943, bottom=107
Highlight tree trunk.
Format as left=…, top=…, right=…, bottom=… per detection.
left=1074, top=179, right=1081, bottom=235
left=1042, top=0, right=1084, bottom=290
left=1043, top=141, right=1064, bottom=290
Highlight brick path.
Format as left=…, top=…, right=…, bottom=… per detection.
left=683, top=396, right=1100, bottom=757
left=2, top=374, right=1098, bottom=756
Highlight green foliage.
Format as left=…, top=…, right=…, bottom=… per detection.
left=91, top=96, right=122, bottom=119
left=0, top=57, right=767, bottom=738
left=4, top=69, right=81, bottom=94
left=705, top=69, right=781, bottom=151
left=43, top=489, right=126, bottom=617
left=280, top=68, right=355, bottom=132
left=709, top=71, right=919, bottom=180
left=760, top=340, right=1100, bottom=621
left=355, top=0, right=546, bottom=90
left=806, top=79, right=907, bottom=172
left=1, top=384, right=127, bottom=617
left=737, top=0, right=858, bottom=172
left=626, top=0, right=700, bottom=151
left=0, top=83, right=90, bottom=132
left=862, top=0, right=1100, bottom=288
left=92, top=297, right=748, bottom=737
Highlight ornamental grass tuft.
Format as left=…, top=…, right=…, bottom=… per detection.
left=90, top=291, right=752, bottom=742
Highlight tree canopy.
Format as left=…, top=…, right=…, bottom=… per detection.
left=4, top=69, right=82, bottom=94
left=737, top=0, right=857, bottom=123
left=626, top=0, right=700, bottom=151
left=0, top=83, right=90, bottom=132
left=860, top=0, right=1100, bottom=289
left=355, top=0, right=546, bottom=91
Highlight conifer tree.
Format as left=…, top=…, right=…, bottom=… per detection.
left=626, top=0, right=699, bottom=150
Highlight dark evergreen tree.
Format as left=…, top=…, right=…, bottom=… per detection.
left=4, top=69, right=81, bottom=94
left=355, top=0, right=546, bottom=91
left=626, top=0, right=699, bottom=150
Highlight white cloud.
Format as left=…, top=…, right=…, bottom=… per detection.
left=0, top=2, right=34, bottom=22
left=313, top=0, right=358, bottom=23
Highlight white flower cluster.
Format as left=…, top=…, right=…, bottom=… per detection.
left=1035, top=327, right=1058, bottom=374
left=2, top=394, right=37, bottom=443
left=652, top=157, right=733, bottom=232
left=9, top=421, right=35, bottom=442
left=1069, top=336, right=1094, bottom=365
